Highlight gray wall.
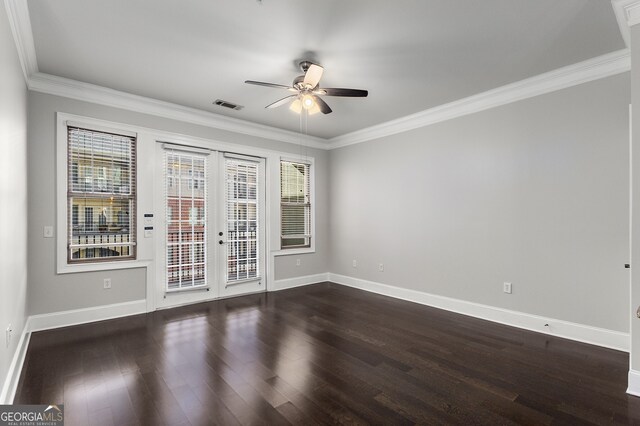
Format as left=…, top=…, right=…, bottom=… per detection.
left=25, top=53, right=630, bottom=337
left=0, top=1, right=28, bottom=400
left=27, top=92, right=329, bottom=315
left=329, top=73, right=630, bottom=332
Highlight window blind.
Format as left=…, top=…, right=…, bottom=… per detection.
left=280, top=160, right=311, bottom=248
left=165, top=149, right=208, bottom=291
left=67, top=126, right=136, bottom=263
left=225, top=158, right=260, bottom=282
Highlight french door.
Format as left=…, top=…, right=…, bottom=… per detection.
left=155, top=144, right=266, bottom=309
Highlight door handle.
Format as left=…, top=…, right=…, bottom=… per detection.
left=219, top=240, right=224, bottom=245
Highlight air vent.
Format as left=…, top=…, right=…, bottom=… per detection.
left=213, top=99, right=244, bottom=110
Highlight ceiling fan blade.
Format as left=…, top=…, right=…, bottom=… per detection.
left=303, top=64, right=324, bottom=88
left=265, top=95, right=298, bottom=109
left=316, top=88, right=368, bottom=97
left=312, top=95, right=332, bottom=114
left=245, top=80, right=296, bottom=92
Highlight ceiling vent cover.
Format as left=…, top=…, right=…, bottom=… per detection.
left=213, top=99, right=244, bottom=110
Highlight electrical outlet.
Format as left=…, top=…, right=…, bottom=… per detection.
left=296, top=259, right=301, bottom=266
left=352, top=260, right=357, bottom=268
left=6, top=324, right=13, bottom=348
left=378, top=263, right=384, bottom=272
left=104, top=278, right=112, bottom=289
left=503, top=282, right=512, bottom=294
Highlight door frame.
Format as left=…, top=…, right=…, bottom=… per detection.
left=150, top=135, right=278, bottom=311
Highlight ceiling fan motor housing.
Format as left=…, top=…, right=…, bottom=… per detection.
left=293, top=75, right=312, bottom=90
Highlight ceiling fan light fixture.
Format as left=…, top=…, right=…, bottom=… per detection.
left=289, top=98, right=302, bottom=113
left=289, top=96, right=319, bottom=115
left=301, top=93, right=315, bottom=109
left=307, top=102, right=321, bottom=115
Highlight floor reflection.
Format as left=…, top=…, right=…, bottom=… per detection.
left=17, top=283, right=637, bottom=425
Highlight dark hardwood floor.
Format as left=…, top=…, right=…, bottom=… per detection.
left=15, top=282, right=640, bottom=425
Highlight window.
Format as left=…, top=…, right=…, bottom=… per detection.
left=280, top=160, right=311, bottom=249
left=67, top=127, right=136, bottom=263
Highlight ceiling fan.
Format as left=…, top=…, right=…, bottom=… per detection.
left=245, top=61, right=368, bottom=115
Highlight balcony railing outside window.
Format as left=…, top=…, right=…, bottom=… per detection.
left=68, top=127, right=136, bottom=263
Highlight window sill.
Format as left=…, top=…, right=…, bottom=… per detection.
left=272, top=248, right=315, bottom=257
left=57, top=259, right=150, bottom=275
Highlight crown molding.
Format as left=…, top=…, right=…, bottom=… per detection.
left=4, top=0, right=632, bottom=151
left=628, top=1, right=640, bottom=26
left=24, top=47, right=633, bottom=151
left=328, top=49, right=630, bottom=149
left=4, top=1, right=327, bottom=149
left=3, top=0, right=38, bottom=81
left=613, top=0, right=640, bottom=46
left=28, top=72, right=328, bottom=149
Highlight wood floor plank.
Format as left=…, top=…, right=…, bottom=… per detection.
left=14, top=282, right=640, bottom=425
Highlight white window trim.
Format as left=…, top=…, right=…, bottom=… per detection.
left=56, top=112, right=317, bottom=284
left=273, top=155, right=316, bottom=256
left=56, top=113, right=144, bottom=274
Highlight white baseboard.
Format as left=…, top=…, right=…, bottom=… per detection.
left=328, top=273, right=629, bottom=352
left=628, top=370, right=640, bottom=397
left=3, top=276, right=629, bottom=404
left=28, top=299, right=147, bottom=333
left=0, top=321, right=31, bottom=404
left=271, top=273, right=329, bottom=291
left=1, top=300, right=147, bottom=404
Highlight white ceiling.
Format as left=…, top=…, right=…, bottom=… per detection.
left=26, top=0, right=624, bottom=139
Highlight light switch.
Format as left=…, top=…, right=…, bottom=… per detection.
left=43, top=226, right=54, bottom=238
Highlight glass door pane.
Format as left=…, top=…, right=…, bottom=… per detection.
left=224, top=158, right=260, bottom=283
left=165, top=151, right=207, bottom=290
